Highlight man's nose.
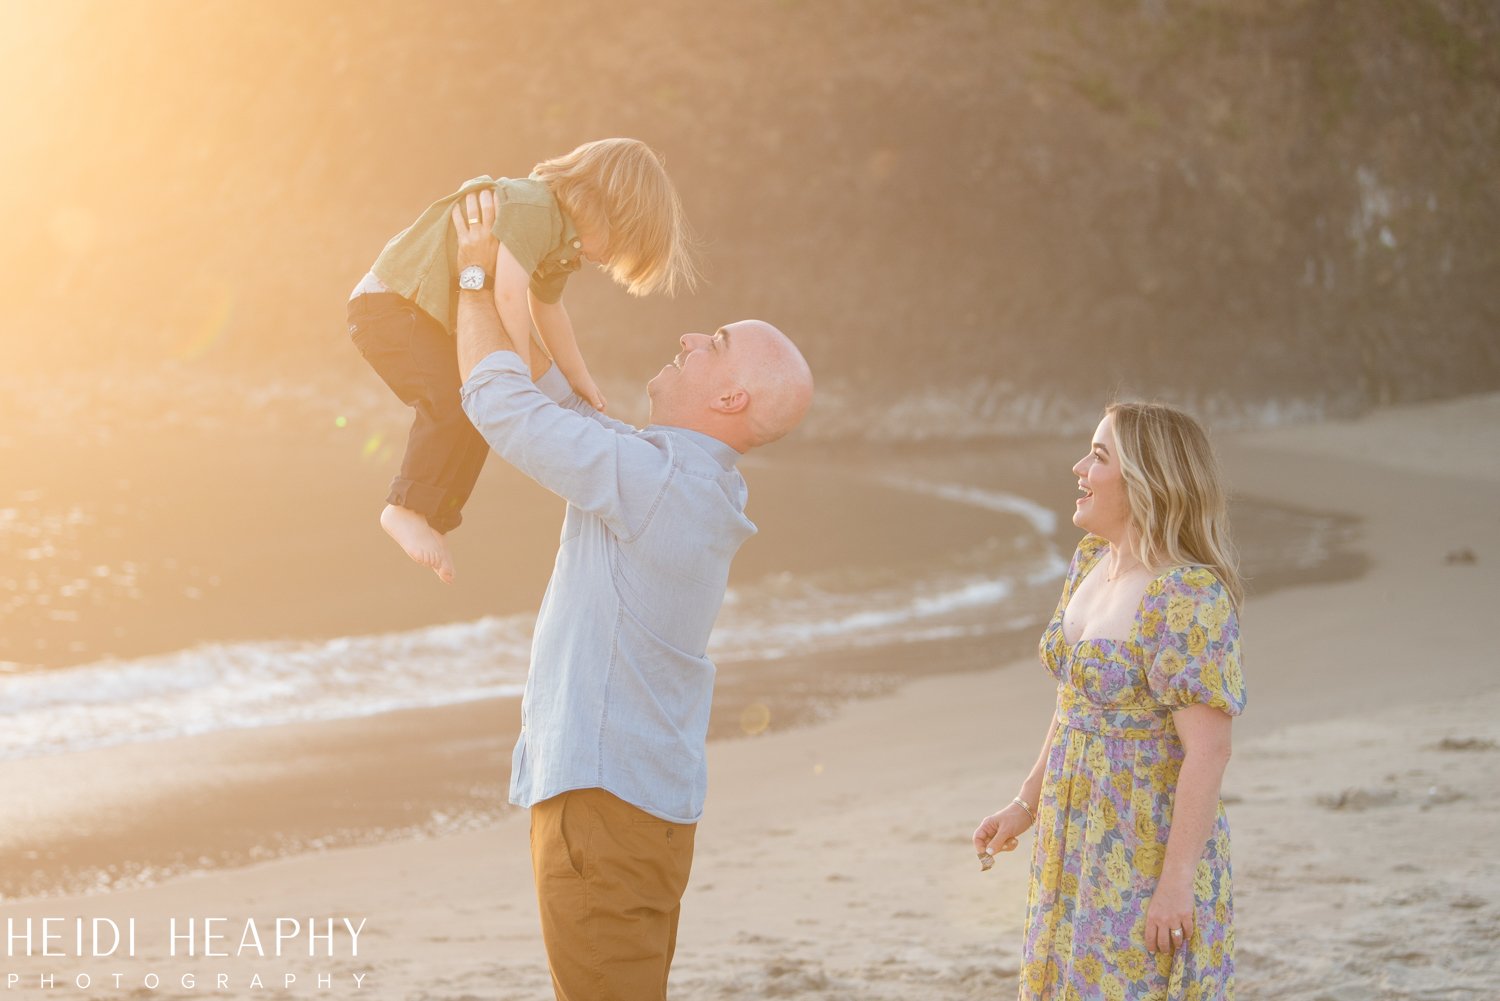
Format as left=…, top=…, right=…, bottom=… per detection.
left=681, top=332, right=708, bottom=350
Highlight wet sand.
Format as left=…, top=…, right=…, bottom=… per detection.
left=6, top=391, right=1486, bottom=998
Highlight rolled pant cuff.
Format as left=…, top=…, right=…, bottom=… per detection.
left=385, top=478, right=463, bottom=533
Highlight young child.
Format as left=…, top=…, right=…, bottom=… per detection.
left=347, top=138, right=697, bottom=582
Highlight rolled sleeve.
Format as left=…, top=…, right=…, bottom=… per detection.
left=531, top=360, right=642, bottom=435
left=534, top=360, right=574, bottom=404
left=460, top=354, right=672, bottom=539
left=460, top=349, right=530, bottom=393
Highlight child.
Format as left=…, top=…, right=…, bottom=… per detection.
left=347, top=138, right=697, bottom=582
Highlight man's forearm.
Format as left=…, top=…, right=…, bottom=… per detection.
left=456, top=289, right=517, bottom=383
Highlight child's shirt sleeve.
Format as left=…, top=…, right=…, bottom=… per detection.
left=486, top=177, right=583, bottom=304
left=528, top=266, right=573, bottom=305
left=490, top=186, right=555, bottom=285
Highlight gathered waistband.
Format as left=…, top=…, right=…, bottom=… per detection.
left=1057, top=685, right=1173, bottom=740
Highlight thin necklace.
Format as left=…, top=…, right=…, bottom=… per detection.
left=1106, top=556, right=1141, bottom=581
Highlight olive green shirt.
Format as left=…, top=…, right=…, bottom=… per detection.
left=370, top=175, right=583, bottom=334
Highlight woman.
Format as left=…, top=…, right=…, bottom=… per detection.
left=973, top=402, right=1247, bottom=1001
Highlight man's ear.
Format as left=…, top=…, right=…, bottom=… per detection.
left=713, top=387, right=749, bottom=415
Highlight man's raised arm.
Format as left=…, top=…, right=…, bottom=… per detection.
left=451, top=191, right=529, bottom=380
left=451, top=191, right=671, bottom=540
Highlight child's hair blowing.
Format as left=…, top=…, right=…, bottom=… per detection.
left=533, top=138, right=699, bottom=297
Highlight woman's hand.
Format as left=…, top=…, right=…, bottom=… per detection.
left=1144, top=875, right=1196, bottom=955
left=451, top=189, right=500, bottom=272
left=971, top=803, right=1033, bottom=864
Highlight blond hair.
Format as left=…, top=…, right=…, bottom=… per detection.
left=1106, top=402, right=1245, bottom=607
left=533, top=138, right=699, bottom=297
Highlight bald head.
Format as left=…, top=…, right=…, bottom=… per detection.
left=737, top=321, right=814, bottom=447
left=646, top=319, right=814, bottom=452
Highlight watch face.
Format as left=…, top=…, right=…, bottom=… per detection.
left=459, top=266, right=484, bottom=290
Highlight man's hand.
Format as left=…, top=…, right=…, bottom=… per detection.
left=453, top=188, right=534, bottom=374
left=452, top=189, right=500, bottom=271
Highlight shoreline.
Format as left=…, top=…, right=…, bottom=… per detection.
left=2, top=392, right=1496, bottom=999
left=0, top=493, right=1359, bottom=904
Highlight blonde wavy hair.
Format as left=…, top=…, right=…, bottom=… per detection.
left=1106, top=402, right=1245, bottom=607
left=533, top=138, right=699, bottom=297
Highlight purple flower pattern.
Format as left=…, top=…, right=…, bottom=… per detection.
left=1021, top=535, right=1246, bottom=1001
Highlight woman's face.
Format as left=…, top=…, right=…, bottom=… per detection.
left=1072, top=413, right=1132, bottom=541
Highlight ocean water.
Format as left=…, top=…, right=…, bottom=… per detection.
left=0, top=479, right=1069, bottom=762
left=0, top=370, right=1372, bottom=902
left=0, top=368, right=1365, bottom=760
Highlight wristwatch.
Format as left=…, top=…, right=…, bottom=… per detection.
left=457, top=265, right=493, bottom=291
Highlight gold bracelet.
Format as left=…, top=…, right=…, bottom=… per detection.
left=1011, top=795, right=1037, bottom=824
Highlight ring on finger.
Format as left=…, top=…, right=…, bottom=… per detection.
left=1170, top=928, right=1183, bottom=939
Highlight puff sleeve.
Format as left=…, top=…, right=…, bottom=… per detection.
left=1143, top=567, right=1246, bottom=715
left=491, top=194, right=554, bottom=280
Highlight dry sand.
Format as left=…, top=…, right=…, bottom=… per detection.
left=3, top=393, right=1497, bottom=1000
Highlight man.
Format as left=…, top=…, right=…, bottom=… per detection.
left=450, top=190, right=814, bottom=999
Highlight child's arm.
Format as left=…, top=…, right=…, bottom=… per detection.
left=529, top=293, right=607, bottom=412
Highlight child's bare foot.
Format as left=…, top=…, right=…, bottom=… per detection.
left=379, top=504, right=455, bottom=583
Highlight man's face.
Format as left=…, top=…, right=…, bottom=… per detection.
left=645, top=319, right=811, bottom=446
left=647, top=323, right=743, bottom=411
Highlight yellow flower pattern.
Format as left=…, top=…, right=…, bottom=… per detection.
left=1022, top=536, right=1245, bottom=1000
left=1166, top=594, right=1196, bottom=632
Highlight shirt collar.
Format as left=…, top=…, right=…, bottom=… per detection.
left=532, top=171, right=583, bottom=266
left=650, top=425, right=743, bottom=470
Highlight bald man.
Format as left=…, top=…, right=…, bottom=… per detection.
left=449, top=191, right=812, bottom=1000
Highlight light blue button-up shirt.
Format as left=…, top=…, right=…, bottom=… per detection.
left=460, top=351, right=757, bottom=823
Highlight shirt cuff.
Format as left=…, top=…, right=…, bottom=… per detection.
left=459, top=350, right=527, bottom=399
left=534, top=360, right=572, bottom=404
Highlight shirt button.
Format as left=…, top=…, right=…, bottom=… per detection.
left=559, top=258, right=568, bottom=264
left=571, top=239, right=582, bottom=249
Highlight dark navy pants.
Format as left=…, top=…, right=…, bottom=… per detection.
left=347, top=293, right=489, bottom=534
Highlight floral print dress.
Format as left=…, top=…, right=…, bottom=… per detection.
left=1022, top=535, right=1246, bottom=1001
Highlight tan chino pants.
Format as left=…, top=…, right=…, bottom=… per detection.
left=530, top=787, right=697, bottom=1001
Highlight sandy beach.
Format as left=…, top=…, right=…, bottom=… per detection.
left=5, top=3, right=1497, bottom=998
left=3, top=392, right=1498, bottom=1001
